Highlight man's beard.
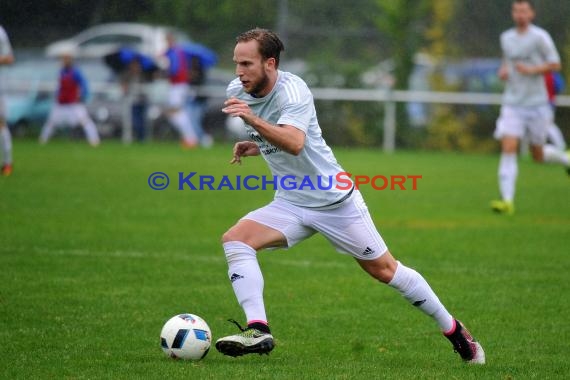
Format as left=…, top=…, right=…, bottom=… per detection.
left=248, top=73, right=270, bottom=97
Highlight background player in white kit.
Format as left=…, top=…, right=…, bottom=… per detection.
left=214, top=28, right=485, bottom=364
left=39, top=49, right=100, bottom=146
left=0, top=25, right=14, bottom=176
left=491, top=0, right=569, bottom=215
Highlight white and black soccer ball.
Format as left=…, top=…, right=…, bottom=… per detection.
left=160, top=313, right=211, bottom=360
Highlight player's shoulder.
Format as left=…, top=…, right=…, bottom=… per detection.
left=529, top=24, right=554, bottom=41
left=501, top=28, right=517, bottom=40
left=275, top=71, right=311, bottom=103
left=226, top=77, right=244, bottom=98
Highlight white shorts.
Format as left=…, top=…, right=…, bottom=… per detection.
left=47, top=103, right=93, bottom=127
left=168, top=83, right=194, bottom=109
left=494, top=105, right=553, bottom=145
left=242, top=190, right=388, bottom=260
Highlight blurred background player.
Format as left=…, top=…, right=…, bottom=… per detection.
left=164, top=33, right=198, bottom=148
left=544, top=70, right=567, bottom=151
left=120, top=58, right=149, bottom=142
left=0, top=25, right=14, bottom=176
left=492, top=0, right=569, bottom=215
left=39, top=48, right=100, bottom=146
left=187, top=55, right=214, bottom=147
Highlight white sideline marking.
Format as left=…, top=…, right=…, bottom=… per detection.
left=3, top=246, right=353, bottom=269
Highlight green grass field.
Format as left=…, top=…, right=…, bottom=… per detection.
left=1, top=140, right=569, bottom=379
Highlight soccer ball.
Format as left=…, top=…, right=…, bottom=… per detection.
left=160, top=313, right=212, bottom=360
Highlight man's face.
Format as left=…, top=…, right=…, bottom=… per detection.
left=233, top=40, right=273, bottom=97
left=512, top=1, right=534, bottom=28
left=61, top=54, right=73, bottom=67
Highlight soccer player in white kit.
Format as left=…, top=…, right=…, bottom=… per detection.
left=491, top=0, right=569, bottom=215
left=214, top=28, right=485, bottom=364
left=0, top=25, right=14, bottom=176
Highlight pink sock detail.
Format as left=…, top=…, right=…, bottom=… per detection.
left=443, top=319, right=457, bottom=336
left=248, top=320, right=268, bottom=326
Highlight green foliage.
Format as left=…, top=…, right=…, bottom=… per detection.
left=1, top=141, right=570, bottom=378
left=372, top=0, right=431, bottom=90
left=424, top=107, right=497, bottom=152
left=421, top=0, right=496, bottom=153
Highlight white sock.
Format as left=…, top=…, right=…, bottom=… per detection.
left=498, top=153, right=518, bottom=203
left=0, top=126, right=12, bottom=164
left=39, top=121, right=55, bottom=144
left=81, top=118, right=100, bottom=146
left=546, top=124, right=567, bottom=151
left=388, top=261, right=454, bottom=332
left=170, top=110, right=197, bottom=142
left=223, top=241, right=267, bottom=325
left=543, top=144, right=569, bottom=166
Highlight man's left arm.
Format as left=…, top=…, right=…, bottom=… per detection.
left=515, top=61, right=560, bottom=75
left=74, top=69, right=90, bottom=103
left=516, top=32, right=561, bottom=75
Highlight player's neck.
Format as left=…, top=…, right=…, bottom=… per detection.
left=515, top=23, right=531, bottom=33
left=253, top=71, right=278, bottom=98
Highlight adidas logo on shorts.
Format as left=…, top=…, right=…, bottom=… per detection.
left=362, top=246, right=375, bottom=256
left=230, top=273, right=245, bottom=282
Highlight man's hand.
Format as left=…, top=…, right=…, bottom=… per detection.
left=515, top=62, right=537, bottom=75
left=230, top=141, right=260, bottom=165
left=222, top=97, right=256, bottom=125
left=498, top=64, right=509, bottom=81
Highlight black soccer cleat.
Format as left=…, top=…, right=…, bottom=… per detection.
left=444, top=320, right=485, bottom=364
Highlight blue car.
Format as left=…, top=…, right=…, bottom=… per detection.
left=3, top=59, right=59, bottom=136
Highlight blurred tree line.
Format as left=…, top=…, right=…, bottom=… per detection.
left=1, top=0, right=569, bottom=149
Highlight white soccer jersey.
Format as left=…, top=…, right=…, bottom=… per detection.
left=500, top=24, right=560, bottom=106
left=0, top=26, right=13, bottom=94
left=227, top=70, right=353, bottom=208
left=0, top=26, right=12, bottom=58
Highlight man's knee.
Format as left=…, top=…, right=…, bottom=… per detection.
left=530, top=146, right=544, bottom=162
left=501, top=137, right=519, bottom=154
left=357, top=250, right=398, bottom=284
left=221, top=228, right=241, bottom=244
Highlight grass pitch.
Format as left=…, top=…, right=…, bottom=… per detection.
left=1, top=140, right=569, bottom=379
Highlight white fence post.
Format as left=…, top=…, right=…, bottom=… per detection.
left=383, top=90, right=396, bottom=153
left=122, top=96, right=133, bottom=145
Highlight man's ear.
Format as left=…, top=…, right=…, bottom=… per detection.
left=265, top=57, right=277, bottom=70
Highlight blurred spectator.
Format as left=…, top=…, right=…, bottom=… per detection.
left=120, top=59, right=149, bottom=142
left=187, top=55, right=213, bottom=147
left=0, top=25, right=14, bottom=176
left=39, top=49, right=100, bottom=146
left=164, top=33, right=197, bottom=148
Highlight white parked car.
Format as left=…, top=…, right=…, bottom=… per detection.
left=45, top=23, right=190, bottom=59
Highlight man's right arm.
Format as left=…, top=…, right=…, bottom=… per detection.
left=0, top=28, right=14, bottom=65
left=498, top=61, right=509, bottom=81
left=0, top=54, right=14, bottom=65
